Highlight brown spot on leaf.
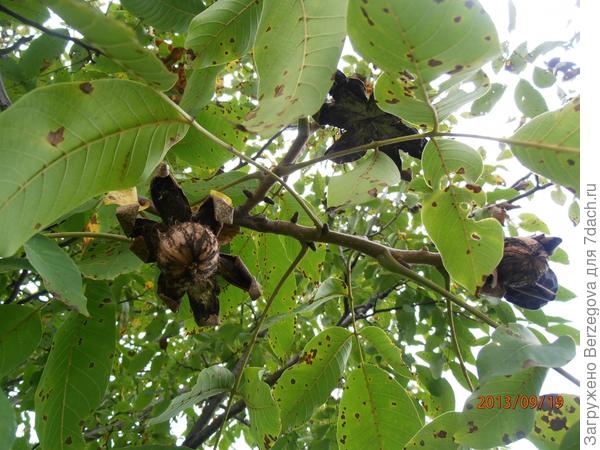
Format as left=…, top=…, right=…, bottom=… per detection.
left=274, top=84, right=284, bottom=97
left=47, top=126, right=65, bottom=147
left=428, top=59, right=443, bottom=67
left=431, top=201, right=437, bottom=207
left=65, top=436, right=73, bottom=445
left=385, top=98, right=399, bottom=104
left=502, top=434, right=512, bottom=445
left=567, top=159, right=575, bottom=166
left=368, top=188, right=378, bottom=197
left=466, top=183, right=482, bottom=193
left=550, top=416, right=567, bottom=431
left=484, top=35, right=492, bottom=41
left=467, top=421, right=478, bottom=433
left=79, top=82, right=93, bottom=94
left=435, top=430, right=447, bottom=438
left=447, top=64, right=464, bottom=75
left=454, top=16, right=462, bottom=22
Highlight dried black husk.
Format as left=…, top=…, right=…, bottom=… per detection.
left=313, top=70, right=425, bottom=175
left=504, top=268, right=558, bottom=310
left=117, top=163, right=262, bottom=326
left=482, top=234, right=562, bottom=310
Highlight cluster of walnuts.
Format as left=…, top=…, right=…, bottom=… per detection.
left=117, top=71, right=561, bottom=324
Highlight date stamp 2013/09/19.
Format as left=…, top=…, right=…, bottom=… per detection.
left=477, top=394, right=565, bottom=410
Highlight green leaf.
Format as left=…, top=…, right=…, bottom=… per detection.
left=114, top=447, right=186, bottom=450
left=239, top=367, right=281, bottom=450
left=24, top=235, right=88, bottom=315
left=359, top=326, right=410, bottom=380
left=0, top=0, right=50, bottom=23
left=0, top=257, right=33, bottom=273
left=44, top=0, right=177, bottom=90
left=181, top=171, right=259, bottom=206
left=35, top=282, right=116, bottom=450
left=511, top=97, right=580, bottom=195
left=337, top=364, right=423, bottom=450
left=179, top=63, right=223, bottom=117
left=507, top=42, right=528, bottom=74
left=422, top=186, right=504, bottom=293
left=171, top=101, right=250, bottom=170
left=0, top=390, right=16, bottom=450
left=515, top=79, right=548, bottom=118
left=470, top=83, right=506, bottom=116
left=555, top=285, right=576, bottom=302
left=350, top=0, right=499, bottom=127
left=476, top=324, right=576, bottom=384
left=246, top=0, right=346, bottom=134
left=375, top=68, right=492, bottom=129
left=519, top=213, right=550, bottom=234
left=528, top=394, right=580, bottom=450
left=559, top=419, right=579, bottom=450
left=528, top=41, right=566, bottom=61
left=0, top=79, right=188, bottom=257
left=121, top=0, right=205, bottom=32
left=185, top=0, right=261, bottom=68
left=403, top=411, right=461, bottom=450
left=550, top=187, right=567, bottom=206
left=273, top=327, right=352, bottom=431
left=19, top=32, right=67, bottom=82
left=327, top=152, right=401, bottom=208
left=348, top=0, right=499, bottom=82
left=568, top=200, right=579, bottom=225
left=533, top=67, right=557, bottom=88
left=78, top=240, right=142, bottom=280
left=455, top=368, right=547, bottom=448
left=422, top=139, right=483, bottom=189
left=148, top=365, right=234, bottom=425
left=0, top=305, right=42, bottom=377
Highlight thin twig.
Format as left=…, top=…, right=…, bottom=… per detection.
left=0, top=73, right=12, bottom=111
left=5, top=270, right=29, bottom=304
left=446, top=299, right=474, bottom=391
left=0, top=35, right=34, bottom=56
left=211, top=245, right=308, bottom=450
left=506, top=182, right=553, bottom=204
left=43, top=231, right=131, bottom=242
left=233, top=127, right=288, bottom=170
left=237, top=118, right=311, bottom=217
left=0, top=5, right=102, bottom=55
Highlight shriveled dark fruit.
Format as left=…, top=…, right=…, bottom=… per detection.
left=151, top=163, right=192, bottom=225
left=157, top=222, right=220, bottom=280
left=496, top=235, right=561, bottom=288
left=313, top=70, right=425, bottom=174
left=481, top=234, right=562, bottom=310
left=505, top=268, right=558, bottom=310
left=118, top=163, right=262, bottom=326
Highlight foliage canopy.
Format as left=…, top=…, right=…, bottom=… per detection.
left=0, top=1, right=580, bottom=449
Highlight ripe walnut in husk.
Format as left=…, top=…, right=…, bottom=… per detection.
left=481, top=235, right=562, bottom=310
left=313, top=70, right=425, bottom=178
left=117, top=163, right=261, bottom=326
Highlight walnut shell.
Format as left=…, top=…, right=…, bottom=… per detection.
left=156, top=222, right=220, bottom=280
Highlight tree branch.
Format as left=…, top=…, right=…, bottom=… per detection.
left=234, top=214, right=444, bottom=271
left=0, top=35, right=34, bottom=56
left=0, top=73, right=12, bottom=111
left=237, top=118, right=310, bottom=216
left=0, top=4, right=102, bottom=55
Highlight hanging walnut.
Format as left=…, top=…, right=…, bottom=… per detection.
left=482, top=234, right=562, bottom=310
left=117, top=163, right=262, bottom=326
